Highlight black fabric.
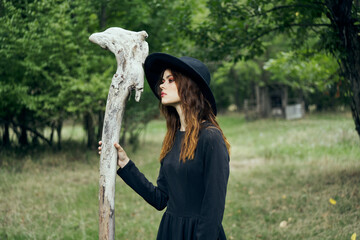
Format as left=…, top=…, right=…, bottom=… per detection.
left=117, top=124, right=230, bottom=240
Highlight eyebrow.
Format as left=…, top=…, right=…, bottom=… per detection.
left=162, top=74, right=173, bottom=80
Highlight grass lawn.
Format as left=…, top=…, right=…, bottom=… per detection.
left=0, top=112, right=359, bottom=240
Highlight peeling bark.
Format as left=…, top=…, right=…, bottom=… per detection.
left=89, top=27, right=148, bottom=240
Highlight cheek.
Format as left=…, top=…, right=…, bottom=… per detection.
left=173, top=84, right=180, bottom=96
left=172, top=87, right=180, bottom=99
left=169, top=84, right=178, bottom=95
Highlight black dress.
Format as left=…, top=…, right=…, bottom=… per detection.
left=117, top=123, right=230, bottom=240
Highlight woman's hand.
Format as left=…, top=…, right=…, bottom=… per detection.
left=98, top=141, right=130, bottom=168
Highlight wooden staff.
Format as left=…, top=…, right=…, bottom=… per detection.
left=89, top=27, right=148, bottom=240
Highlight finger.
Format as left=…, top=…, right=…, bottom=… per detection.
left=114, top=143, right=123, bottom=151
left=99, top=141, right=102, bottom=145
left=98, top=146, right=101, bottom=150
left=98, top=151, right=101, bottom=155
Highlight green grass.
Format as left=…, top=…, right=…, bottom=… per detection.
left=1, top=112, right=359, bottom=239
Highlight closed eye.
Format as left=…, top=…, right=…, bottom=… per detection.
left=161, top=76, right=175, bottom=83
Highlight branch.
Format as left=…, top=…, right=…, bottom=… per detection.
left=0, top=118, right=52, bottom=146
left=248, top=23, right=331, bottom=44
left=251, top=3, right=326, bottom=17
left=249, top=26, right=282, bottom=44
left=289, top=23, right=332, bottom=27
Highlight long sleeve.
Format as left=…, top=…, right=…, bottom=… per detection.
left=117, top=160, right=168, bottom=211
left=196, top=129, right=230, bottom=240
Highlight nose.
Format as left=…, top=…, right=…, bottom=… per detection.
left=159, top=82, right=165, bottom=89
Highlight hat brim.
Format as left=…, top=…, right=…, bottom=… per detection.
left=144, top=53, right=217, bottom=115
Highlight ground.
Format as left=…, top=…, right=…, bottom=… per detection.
left=0, top=112, right=359, bottom=239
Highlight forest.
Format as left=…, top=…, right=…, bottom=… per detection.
left=1, top=1, right=360, bottom=239
left=1, top=0, right=359, bottom=149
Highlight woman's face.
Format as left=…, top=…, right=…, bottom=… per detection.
left=159, top=69, right=181, bottom=107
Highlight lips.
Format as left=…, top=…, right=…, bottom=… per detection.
left=161, top=92, right=166, bottom=97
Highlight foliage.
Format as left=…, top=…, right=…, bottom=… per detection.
left=1, top=0, right=359, bottom=147
left=191, top=0, right=360, bottom=136
left=120, top=84, right=159, bottom=150
left=263, top=51, right=349, bottom=110
left=86, top=0, right=195, bottom=147
left=264, top=51, right=339, bottom=92
left=0, top=0, right=194, bottom=148
left=0, top=0, right=108, bottom=147
left=213, top=60, right=261, bottom=111
left=193, top=0, right=331, bottom=60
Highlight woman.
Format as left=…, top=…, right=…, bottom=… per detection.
left=99, top=53, right=230, bottom=240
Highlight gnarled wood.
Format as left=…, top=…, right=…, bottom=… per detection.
left=89, top=27, right=148, bottom=240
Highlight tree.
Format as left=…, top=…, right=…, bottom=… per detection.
left=0, top=0, right=110, bottom=148
left=0, top=0, right=195, bottom=148
left=264, top=51, right=340, bottom=92
left=264, top=51, right=344, bottom=110
left=212, top=60, right=261, bottom=111
left=193, top=0, right=360, bottom=138
left=88, top=0, right=194, bottom=148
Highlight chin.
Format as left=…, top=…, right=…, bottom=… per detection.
left=162, top=101, right=177, bottom=107
left=162, top=102, right=171, bottom=106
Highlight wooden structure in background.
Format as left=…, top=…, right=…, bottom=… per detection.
left=244, top=84, right=304, bottom=120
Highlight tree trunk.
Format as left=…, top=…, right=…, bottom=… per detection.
left=32, top=133, right=39, bottom=145
left=282, top=85, right=288, bottom=118
left=18, top=110, right=28, bottom=146
left=230, top=64, right=241, bottom=110
left=50, top=124, right=55, bottom=145
left=56, top=120, right=62, bottom=150
left=3, top=122, right=10, bottom=146
left=85, top=112, right=95, bottom=149
left=262, top=87, right=271, bottom=117
left=255, top=84, right=260, bottom=115
left=19, top=126, right=28, bottom=146
left=244, top=99, right=249, bottom=117
left=100, top=0, right=107, bottom=29
left=326, top=0, right=360, bottom=138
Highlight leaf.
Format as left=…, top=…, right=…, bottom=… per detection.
left=351, top=233, right=356, bottom=240
left=329, top=198, right=337, bottom=205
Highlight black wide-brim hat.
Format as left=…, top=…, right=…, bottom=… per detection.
left=144, top=53, right=217, bottom=115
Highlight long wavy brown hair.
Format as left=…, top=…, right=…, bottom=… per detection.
left=157, top=69, right=230, bottom=162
